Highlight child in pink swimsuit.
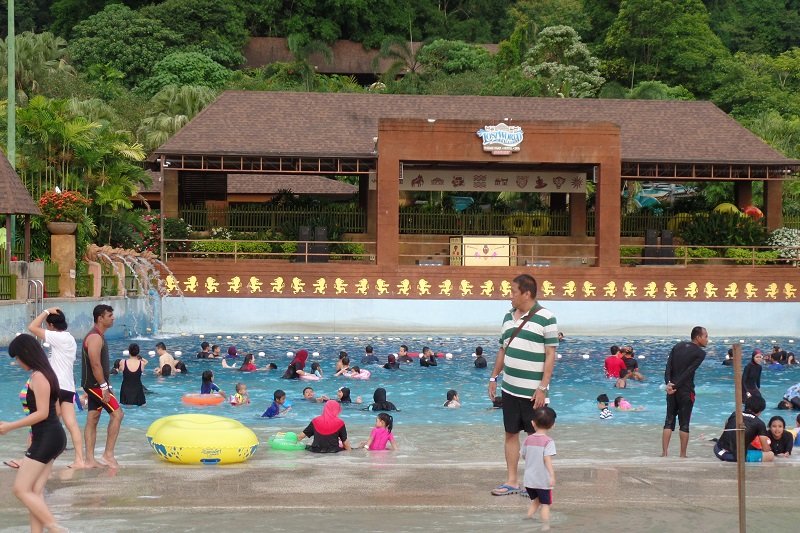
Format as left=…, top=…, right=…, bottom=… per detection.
left=360, top=413, right=398, bottom=450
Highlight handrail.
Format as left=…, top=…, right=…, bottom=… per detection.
left=163, top=238, right=377, bottom=263
left=28, top=279, right=44, bottom=317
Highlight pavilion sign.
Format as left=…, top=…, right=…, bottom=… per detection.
left=396, top=169, right=587, bottom=193
left=476, top=123, right=523, bottom=155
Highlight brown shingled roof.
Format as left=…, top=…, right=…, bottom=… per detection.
left=0, top=154, right=40, bottom=215
left=155, top=91, right=797, bottom=165
left=138, top=173, right=356, bottom=196
left=228, top=174, right=356, bottom=195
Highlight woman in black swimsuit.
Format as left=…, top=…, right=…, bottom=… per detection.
left=119, top=343, right=147, bottom=406
left=0, top=334, right=67, bottom=532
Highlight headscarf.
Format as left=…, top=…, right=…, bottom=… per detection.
left=338, top=386, right=352, bottom=403
left=384, top=354, right=399, bottom=370
left=369, top=387, right=398, bottom=411
left=751, top=349, right=762, bottom=364
left=311, top=400, right=345, bottom=434
left=227, top=346, right=238, bottom=358
left=290, top=349, right=309, bottom=371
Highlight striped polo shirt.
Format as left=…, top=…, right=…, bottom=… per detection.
left=499, top=304, right=558, bottom=398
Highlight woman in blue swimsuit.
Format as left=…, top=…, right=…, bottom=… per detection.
left=0, top=334, right=67, bottom=532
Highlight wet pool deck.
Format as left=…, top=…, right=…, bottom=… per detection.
left=0, top=424, right=796, bottom=532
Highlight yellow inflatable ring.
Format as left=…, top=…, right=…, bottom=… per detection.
left=503, top=213, right=531, bottom=235
left=146, top=414, right=259, bottom=465
left=528, top=212, right=550, bottom=236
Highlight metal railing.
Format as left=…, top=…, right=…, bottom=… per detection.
left=178, top=205, right=366, bottom=233
left=28, top=279, right=44, bottom=316
left=620, top=244, right=800, bottom=267
left=164, top=238, right=377, bottom=263
left=399, top=239, right=597, bottom=267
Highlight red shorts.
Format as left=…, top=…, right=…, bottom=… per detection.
left=85, top=387, right=120, bottom=413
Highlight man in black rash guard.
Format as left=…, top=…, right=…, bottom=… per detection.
left=661, top=326, right=708, bottom=458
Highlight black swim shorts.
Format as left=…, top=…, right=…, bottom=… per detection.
left=526, top=487, right=553, bottom=505
left=57, top=389, right=76, bottom=404
left=26, top=422, right=66, bottom=464
left=664, top=389, right=695, bottom=433
left=501, top=391, right=535, bottom=434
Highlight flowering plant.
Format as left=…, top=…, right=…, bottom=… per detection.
left=38, top=190, right=92, bottom=222
left=767, top=227, right=800, bottom=265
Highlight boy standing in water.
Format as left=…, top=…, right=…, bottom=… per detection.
left=521, top=407, right=557, bottom=529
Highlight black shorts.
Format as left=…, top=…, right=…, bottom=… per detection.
left=26, top=422, right=66, bottom=464
left=664, top=389, right=695, bottom=432
left=501, top=391, right=535, bottom=434
left=526, top=487, right=553, bottom=505
left=58, top=389, right=76, bottom=404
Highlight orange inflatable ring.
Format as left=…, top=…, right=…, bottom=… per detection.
left=182, top=393, right=225, bottom=406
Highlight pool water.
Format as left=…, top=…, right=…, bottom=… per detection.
left=1, top=334, right=798, bottom=432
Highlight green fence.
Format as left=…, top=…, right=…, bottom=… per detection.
left=0, top=248, right=15, bottom=300
left=179, top=205, right=366, bottom=233
left=399, top=211, right=570, bottom=236
left=43, top=261, right=60, bottom=297
left=100, top=264, right=118, bottom=297
left=75, top=262, right=93, bottom=297
left=124, top=265, right=139, bottom=296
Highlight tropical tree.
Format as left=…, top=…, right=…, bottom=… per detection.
left=135, top=52, right=231, bottom=97
left=522, top=26, right=604, bottom=97
left=602, top=0, right=729, bottom=97
left=416, top=39, right=493, bottom=75
left=136, top=85, right=218, bottom=151
left=140, top=0, right=249, bottom=68
left=68, top=4, right=183, bottom=88
left=373, top=35, right=425, bottom=85
left=287, top=34, right=334, bottom=91
left=0, top=32, right=75, bottom=103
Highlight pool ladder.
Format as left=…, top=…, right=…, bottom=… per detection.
left=28, top=279, right=44, bottom=318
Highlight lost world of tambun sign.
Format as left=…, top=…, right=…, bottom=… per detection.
left=162, top=273, right=798, bottom=302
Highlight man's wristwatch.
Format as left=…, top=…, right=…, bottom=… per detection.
left=537, top=385, right=548, bottom=392
left=488, top=376, right=497, bottom=383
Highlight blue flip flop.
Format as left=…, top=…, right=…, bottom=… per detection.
left=491, top=483, right=520, bottom=496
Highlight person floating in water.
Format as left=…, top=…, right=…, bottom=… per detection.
left=597, top=394, right=613, bottom=419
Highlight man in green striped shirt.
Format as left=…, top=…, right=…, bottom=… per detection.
left=488, top=274, right=558, bottom=496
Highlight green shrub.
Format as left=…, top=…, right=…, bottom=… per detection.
left=191, top=240, right=271, bottom=258
left=724, top=248, right=780, bottom=265
left=620, top=246, right=642, bottom=265
left=163, top=217, right=192, bottom=252
left=331, top=242, right=367, bottom=261
left=767, top=227, right=800, bottom=265
left=675, top=246, right=719, bottom=264
left=678, top=212, right=767, bottom=247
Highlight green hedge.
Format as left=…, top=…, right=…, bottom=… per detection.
left=724, top=248, right=780, bottom=265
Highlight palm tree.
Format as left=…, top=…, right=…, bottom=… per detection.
left=373, top=35, right=424, bottom=85
left=136, top=85, right=218, bottom=151
left=0, top=32, right=75, bottom=104
left=287, top=34, right=334, bottom=91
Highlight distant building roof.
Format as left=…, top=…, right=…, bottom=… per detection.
left=155, top=91, right=798, bottom=166
left=0, top=154, right=40, bottom=215
left=227, top=174, right=356, bottom=195
left=139, top=171, right=356, bottom=197
left=243, top=37, right=498, bottom=75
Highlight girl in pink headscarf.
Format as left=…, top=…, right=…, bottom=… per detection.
left=282, top=349, right=309, bottom=379
left=297, top=400, right=351, bottom=453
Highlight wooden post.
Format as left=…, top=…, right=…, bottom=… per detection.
left=731, top=343, right=745, bottom=533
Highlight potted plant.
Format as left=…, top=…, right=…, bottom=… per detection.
left=38, top=190, right=92, bottom=235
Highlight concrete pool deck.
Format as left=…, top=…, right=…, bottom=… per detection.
left=0, top=424, right=796, bottom=532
